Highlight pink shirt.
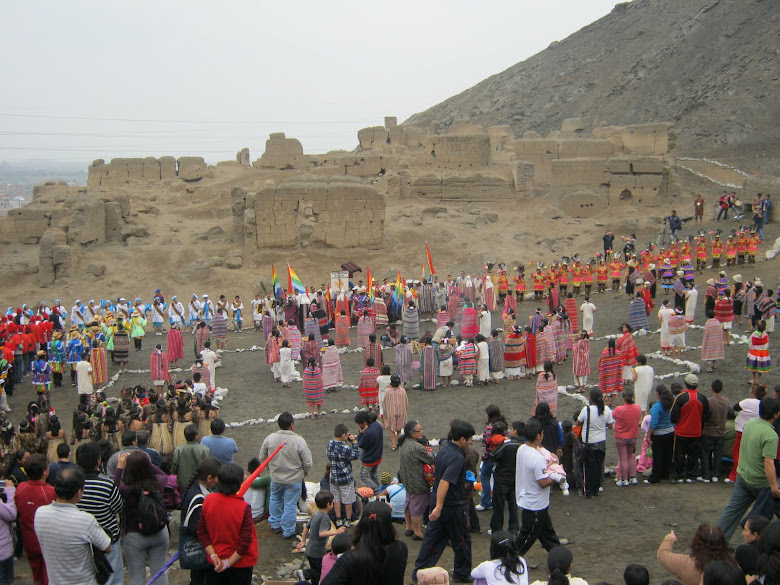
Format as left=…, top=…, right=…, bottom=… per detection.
left=613, top=403, right=642, bottom=440
left=320, top=552, right=339, bottom=581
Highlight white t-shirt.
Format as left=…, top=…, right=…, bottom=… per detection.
left=472, top=558, right=530, bottom=585
left=515, top=444, right=550, bottom=511
left=577, top=405, right=614, bottom=443
left=192, top=382, right=208, bottom=397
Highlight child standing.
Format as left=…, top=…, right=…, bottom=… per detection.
left=489, top=421, right=523, bottom=535
left=613, top=387, right=642, bottom=486
left=326, top=424, right=360, bottom=527
left=296, top=490, right=346, bottom=585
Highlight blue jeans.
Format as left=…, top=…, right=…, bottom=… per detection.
left=479, top=461, right=494, bottom=508
left=0, top=555, right=13, bottom=585
left=269, top=481, right=302, bottom=537
left=717, top=475, right=770, bottom=540
left=105, top=542, right=124, bottom=585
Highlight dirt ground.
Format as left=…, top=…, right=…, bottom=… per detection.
left=7, top=218, right=779, bottom=585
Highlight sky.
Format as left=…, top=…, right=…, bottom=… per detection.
left=0, top=0, right=620, bottom=164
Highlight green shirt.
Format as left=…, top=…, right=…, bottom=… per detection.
left=737, top=418, right=779, bottom=488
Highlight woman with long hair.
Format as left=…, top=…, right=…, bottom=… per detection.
left=571, top=330, right=590, bottom=392
left=148, top=396, right=173, bottom=457
left=44, top=415, right=66, bottom=464
left=533, top=361, right=558, bottom=418
left=531, top=402, right=562, bottom=457
left=657, top=525, right=736, bottom=585
left=528, top=546, right=587, bottom=585
left=398, top=420, right=434, bottom=541
left=171, top=396, right=193, bottom=448
left=102, top=407, right=123, bottom=453
left=645, top=385, right=675, bottom=484
left=197, top=463, right=259, bottom=584
left=321, top=501, right=408, bottom=585
left=597, top=337, right=623, bottom=407
left=576, top=388, right=613, bottom=498
left=181, top=457, right=222, bottom=585
left=756, top=520, right=780, bottom=585
left=478, top=405, right=508, bottom=512
left=116, top=450, right=169, bottom=585
left=471, top=529, right=528, bottom=585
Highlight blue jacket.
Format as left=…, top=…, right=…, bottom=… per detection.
left=357, top=421, right=384, bottom=465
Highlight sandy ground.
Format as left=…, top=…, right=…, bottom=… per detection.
left=7, top=217, right=779, bottom=584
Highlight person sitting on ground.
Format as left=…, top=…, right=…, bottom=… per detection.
left=471, top=529, right=529, bottom=585
left=624, top=564, right=650, bottom=585
left=734, top=515, right=770, bottom=577
left=657, top=525, right=736, bottom=585
left=529, top=546, right=589, bottom=585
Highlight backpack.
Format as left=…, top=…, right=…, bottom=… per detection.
left=161, top=475, right=181, bottom=510
left=137, top=490, right=170, bottom=535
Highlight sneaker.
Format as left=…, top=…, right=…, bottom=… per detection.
left=475, top=504, right=492, bottom=511
left=701, top=478, right=711, bottom=483
left=343, top=519, right=351, bottom=528
left=616, top=480, right=625, bottom=487
left=562, top=486, right=570, bottom=496
left=629, top=478, right=638, bottom=485
left=695, top=476, right=705, bottom=482
left=487, top=529, right=493, bottom=535
left=598, top=487, right=604, bottom=492
left=643, top=479, right=651, bottom=484
left=712, top=477, right=720, bottom=483
left=685, top=479, right=694, bottom=484
left=335, top=519, right=343, bottom=527
left=724, top=478, right=733, bottom=483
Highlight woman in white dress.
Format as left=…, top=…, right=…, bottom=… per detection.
left=579, top=297, right=596, bottom=334
left=684, top=286, right=698, bottom=323
left=279, top=339, right=293, bottom=387
left=475, top=334, right=490, bottom=385
left=657, top=300, right=675, bottom=356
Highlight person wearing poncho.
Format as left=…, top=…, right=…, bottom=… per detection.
left=598, top=338, right=623, bottom=407
left=629, top=292, right=649, bottom=332
left=701, top=310, right=725, bottom=372
left=437, top=339, right=454, bottom=387
left=746, top=320, right=771, bottom=383
left=616, top=324, right=639, bottom=383
left=571, top=331, right=590, bottom=392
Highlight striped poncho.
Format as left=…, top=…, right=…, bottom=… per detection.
left=304, top=317, right=323, bottom=348
left=334, top=315, right=350, bottom=348
left=598, top=348, right=623, bottom=395
left=746, top=331, right=771, bottom=373
left=394, top=343, right=413, bottom=385
left=461, top=307, right=479, bottom=339
left=358, top=366, right=380, bottom=404
left=616, top=333, right=639, bottom=367
left=403, top=307, right=420, bottom=339
left=373, top=299, right=389, bottom=327
left=366, top=341, right=383, bottom=371
left=629, top=298, right=649, bottom=332
left=321, top=346, right=343, bottom=389
left=458, top=343, right=477, bottom=376
left=503, top=333, right=526, bottom=369
left=488, top=336, right=504, bottom=372
left=572, top=339, right=591, bottom=377
left=211, top=313, right=228, bottom=341
left=303, top=366, right=324, bottom=406
left=535, top=329, right=555, bottom=365
left=533, top=373, right=558, bottom=417
left=701, top=318, right=725, bottom=362
left=564, top=298, right=579, bottom=332
left=356, top=317, right=374, bottom=349
left=287, top=326, right=302, bottom=360
left=420, top=345, right=437, bottom=391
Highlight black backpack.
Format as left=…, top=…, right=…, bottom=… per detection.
left=136, top=490, right=170, bottom=535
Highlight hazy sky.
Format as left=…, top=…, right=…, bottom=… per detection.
left=1, top=1, right=619, bottom=164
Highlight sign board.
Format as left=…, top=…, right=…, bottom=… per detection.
left=330, top=271, right=349, bottom=292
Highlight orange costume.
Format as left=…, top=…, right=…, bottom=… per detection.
left=532, top=270, right=545, bottom=294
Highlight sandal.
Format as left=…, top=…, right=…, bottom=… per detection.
left=405, top=530, right=414, bottom=536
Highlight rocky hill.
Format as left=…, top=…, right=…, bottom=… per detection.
left=407, top=0, right=780, bottom=173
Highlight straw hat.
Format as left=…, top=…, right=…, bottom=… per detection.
left=733, top=274, right=743, bottom=283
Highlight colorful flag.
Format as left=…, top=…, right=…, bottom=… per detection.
left=287, top=263, right=306, bottom=294
left=392, top=270, right=403, bottom=308
left=366, top=267, right=374, bottom=302
left=425, top=242, right=436, bottom=275
left=421, top=262, right=425, bottom=284
left=271, top=265, right=283, bottom=300
left=326, top=285, right=332, bottom=316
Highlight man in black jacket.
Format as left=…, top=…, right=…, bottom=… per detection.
left=489, top=421, right=524, bottom=535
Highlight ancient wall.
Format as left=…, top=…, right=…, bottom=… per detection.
left=591, top=123, right=675, bottom=156
left=254, top=133, right=307, bottom=170
left=244, top=175, right=384, bottom=249
left=87, top=156, right=195, bottom=186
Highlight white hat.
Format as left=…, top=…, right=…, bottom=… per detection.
left=202, top=294, right=209, bottom=298
left=676, top=270, right=684, bottom=277
left=733, top=274, right=743, bottom=283
left=755, top=278, right=764, bottom=287
left=648, top=264, right=656, bottom=270
left=706, top=279, right=715, bottom=285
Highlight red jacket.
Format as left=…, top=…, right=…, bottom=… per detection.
left=198, top=492, right=258, bottom=568
left=670, top=389, right=711, bottom=438
left=16, top=480, right=55, bottom=555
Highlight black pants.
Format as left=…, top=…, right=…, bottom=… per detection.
left=648, top=432, right=675, bottom=483
left=305, top=555, right=323, bottom=585
left=515, top=507, right=560, bottom=555
left=204, top=566, right=252, bottom=585
left=134, top=338, right=142, bottom=351
left=674, top=435, right=701, bottom=480
left=465, top=484, right=480, bottom=532
left=490, top=482, right=519, bottom=534
left=52, top=372, right=62, bottom=388
left=717, top=207, right=728, bottom=221
left=413, top=504, right=471, bottom=581
left=701, top=435, right=723, bottom=480
left=581, top=441, right=605, bottom=497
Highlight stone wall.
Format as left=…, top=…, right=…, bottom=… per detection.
left=254, top=133, right=307, bottom=170
left=245, top=176, right=384, bottom=249
left=87, top=156, right=197, bottom=186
